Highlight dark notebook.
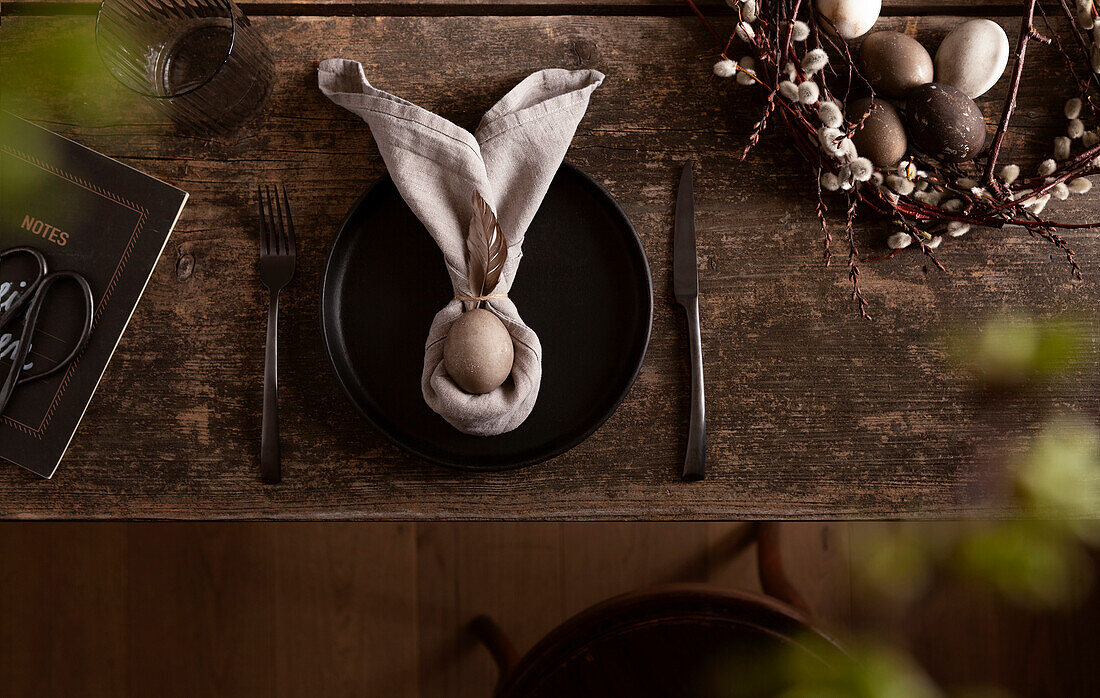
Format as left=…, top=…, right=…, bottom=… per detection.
left=0, top=112, right=188, bottom=478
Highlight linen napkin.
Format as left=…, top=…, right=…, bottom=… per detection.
left=318, top=59, right=604, bottom=435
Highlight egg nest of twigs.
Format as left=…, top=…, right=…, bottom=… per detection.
left=690, top=0, right=1100, bottom=319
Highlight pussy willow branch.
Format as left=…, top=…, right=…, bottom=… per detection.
left=817, top=168, right=832, bottom=265
left=1055, top=0, right=1100, bottom=95
left=1042, top=1, right=1094, bottom=100
left=845, top=194, right=870, bottom=319
left=984, top=0, right=1040, bottom=189
left=690, top=0, right=1093, bottom=309
left=685, top=0, right=723, bottom=44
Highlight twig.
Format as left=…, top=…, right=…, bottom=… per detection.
left=984, top=0, right=1040, bottom=188
left=683, top=0, right=724, bottom=46
left=845, top=194, right=870, bottom=320
left=743, top=90, right=777, bottom=160
left=816, top=167, right=831, bottom=265
left=1055, top=0, right=1100, bottom=94
left=684, top=0, right=1095, bottom=318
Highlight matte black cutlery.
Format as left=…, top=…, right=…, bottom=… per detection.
left=673, top=161, right=705, bottom=481
left=257, top=184, right=297, bottom=484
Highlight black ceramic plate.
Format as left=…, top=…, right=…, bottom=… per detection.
left=320, top=163, right=652, bottom=471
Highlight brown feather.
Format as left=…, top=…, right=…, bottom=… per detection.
left=466, top=190, right=507, bottom=307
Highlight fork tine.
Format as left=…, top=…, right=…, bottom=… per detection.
left=269, top=183, right=286, bottom=256
left=264, top=184, right=279, bottom=255
left=280, top=186, right=296, bottom=257
left=258, top=185, right=269, bottom=255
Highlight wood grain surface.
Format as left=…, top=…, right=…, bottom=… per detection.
left=0, top=10, right=1097, bottom=519
left=2, top=522, right=1095, bottom=697
left=1, top=0, right=1026, bottom=12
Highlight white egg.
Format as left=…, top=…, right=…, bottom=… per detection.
left=816, top=0, right=882, bottom=40
left=934, top=19, right=1010, bottom=99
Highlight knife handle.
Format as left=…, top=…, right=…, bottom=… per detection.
left=680, top=296, right=706, bottom=481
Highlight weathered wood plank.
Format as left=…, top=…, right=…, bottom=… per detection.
left=0, top=523, right=129, bottom=695
left=416, top=523, right=565, bottom=696
left=562, top=522, right=710, bottom=614
left=0, top=522, right=421, bottom=697
left=2, top=0, right=1025, bottom=11
left=705, top=522, right=852, bottom=629
left=0, top=14, right=1097, bottom=519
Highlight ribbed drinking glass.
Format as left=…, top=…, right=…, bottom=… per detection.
left=96, top=0, right=273, bottom=133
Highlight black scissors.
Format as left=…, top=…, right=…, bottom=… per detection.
left=0, top=246, right=94, bottom=417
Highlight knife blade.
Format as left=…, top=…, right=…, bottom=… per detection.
left=673, top=161, right=705, bottom=481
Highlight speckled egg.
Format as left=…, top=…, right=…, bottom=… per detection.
left=443, top=308, right=514, bottom=394
left=816, top=0, right=882, bottom=40
left=906, top=83, right=986, bottom=162
left=850, top=98, right=908, bottom=167
left=860, top=31, right=933, bottom=98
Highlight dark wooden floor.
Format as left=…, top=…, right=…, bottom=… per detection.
left=0, top=522, right=1096, bottom=696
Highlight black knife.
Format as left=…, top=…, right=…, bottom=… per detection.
left=674, top=161, right=705, bottom=481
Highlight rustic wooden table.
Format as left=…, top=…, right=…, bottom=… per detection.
left=1, top=0, right=1097, bottom=519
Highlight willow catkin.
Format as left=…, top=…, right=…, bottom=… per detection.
left=848, top=158, right=873, bottom=182
left=1065, top=97, right=1083, bottom=119
left=742, top=0, right=758, bottom=22
left=802, top=49, right=828, bottom=74
left=1069, top=177, right=1093, bottom=193
left=947, top=221, right=971, bottom=237
left=886, top=175, right=915, bottom=196
left=797, top=80, right=820, bottom=105
left=817, top=126, right=844, bottom=157
left=887, top=232, right=912, bottom=249
left=1054, top=138, right=1072, bottom=161
left=736, top=57, right=757, bottom=85
left=713, top=60, right=737, bottom=78
left=817, top=101, right=843, bottom=128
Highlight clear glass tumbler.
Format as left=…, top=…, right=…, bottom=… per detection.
left=95, top=0, right=273, bottom=133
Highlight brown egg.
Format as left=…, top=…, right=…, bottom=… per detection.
left=443, top=308, right=514, bottom=394
left=906, top=82, right=986, bottom=163
left=860, top=31, right=933, bottom=99
left=849, top=98, right=908, bottom=167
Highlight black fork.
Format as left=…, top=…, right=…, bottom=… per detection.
left=257, top=184, right=297, bottom=484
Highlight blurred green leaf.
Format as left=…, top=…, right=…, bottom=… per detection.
left=2, top=19, right=135, bottom=203
left=1, top=18, right=127, bottom=125
left=853, top=525, right=937, bottom=605
left=947, top=687, right=1016, bottom=698
left=0, top=114, right=63, bottom=204
left=952, top=521, right=1092, bottom=609
left=1016, top=418, right=1100, bottom=521
left=1031, top=321, right=1083, bottom=374
left=781, top=637, right=942, bottom=698
left=948, top=315, right=1085, bottom=386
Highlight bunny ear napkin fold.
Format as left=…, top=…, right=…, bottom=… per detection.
left=318, top=59, right=604, bottom=436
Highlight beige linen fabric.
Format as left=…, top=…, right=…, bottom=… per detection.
left=318, top=59, right=603, bottom=435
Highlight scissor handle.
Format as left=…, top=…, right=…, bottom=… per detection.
left=13, top=271, right=95, bottom=385
left=0, top=246, right=48, bottom=332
